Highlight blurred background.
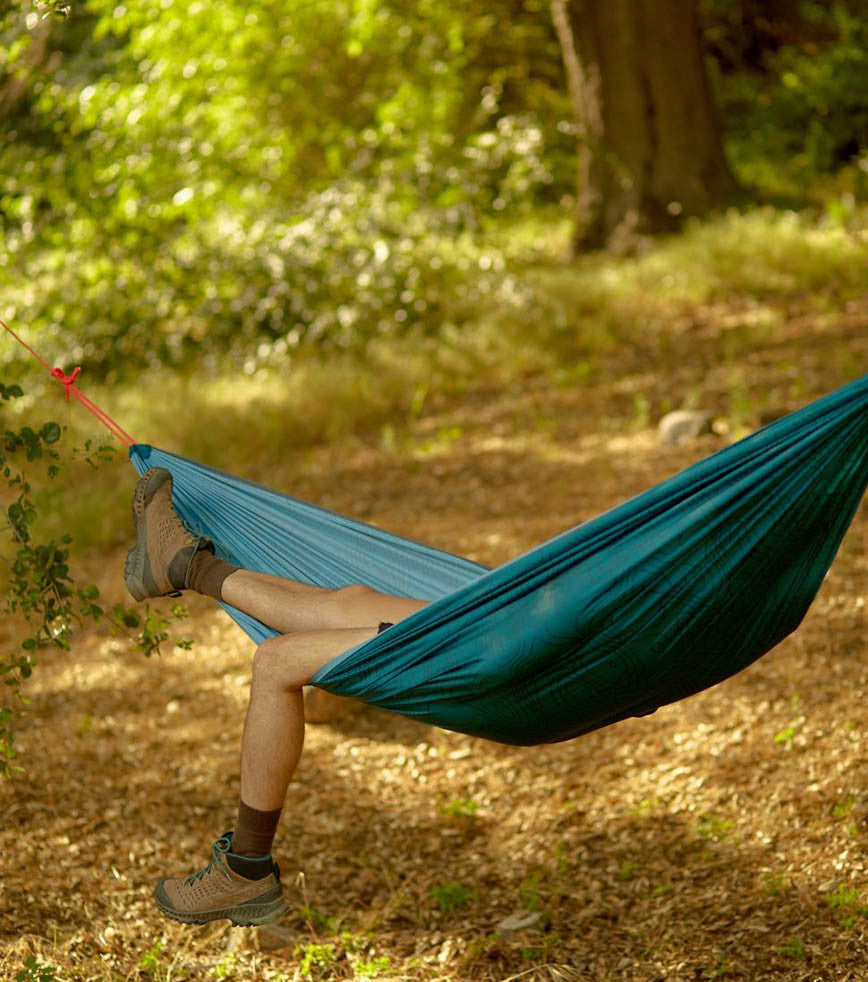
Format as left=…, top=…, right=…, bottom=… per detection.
left=2, top=0, right=866, bottom=390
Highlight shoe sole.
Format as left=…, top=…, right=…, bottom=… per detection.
left=154, top=881, right=289, bottom=926
left=124, top=468, right=173, bottom=602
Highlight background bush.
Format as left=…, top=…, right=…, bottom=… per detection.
left=1, top=0, right=867, bottom=383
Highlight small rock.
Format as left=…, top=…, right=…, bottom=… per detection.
left=495, top=910, right=549, bottom=937
left=658, top=410, right=715, bottom=446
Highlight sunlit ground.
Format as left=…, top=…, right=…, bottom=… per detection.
left=2, top=208, right=867, bottom=981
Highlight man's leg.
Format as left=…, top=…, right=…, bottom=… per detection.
left=154, top=626, right=379, bottom=926
left=221, top=571, right=427, bottom=635
left=125, top=466, right=427, bottom=633
left=238, top=628, right=377, bottom=810
left=127, top=468, right=428, bottom=924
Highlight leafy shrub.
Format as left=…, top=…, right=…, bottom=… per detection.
left=0, top=379, right=190, bottom=776
left=714, top=4, right=868, bottom=189
left=0, top=0, right=559, bottom=381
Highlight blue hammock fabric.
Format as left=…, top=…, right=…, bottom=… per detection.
left=130, top=374, right=868, bottom=746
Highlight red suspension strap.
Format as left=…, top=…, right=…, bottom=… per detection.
left=1, top=318, right=137, bottom=448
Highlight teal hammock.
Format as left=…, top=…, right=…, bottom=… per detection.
left=130, top=374, right=868, bottom=746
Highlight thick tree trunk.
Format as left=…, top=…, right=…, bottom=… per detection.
left=552, top=0, right=737, bottom=251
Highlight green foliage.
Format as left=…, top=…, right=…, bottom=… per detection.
left=299, top=904, right=340, bottom=934
left=711, top=1, right=868, bottom=192
left=2, top=0, right=867, bottom=384
left=293, top=942, right=337, bottom=978
left=15, top=956, right=59, bottom=982
left=0, top=382, right=93, bottom=773
left=351, top=956, right=391, bottom=979
left=616, top=859, right=638, bottom=882
left=779, top=936, right=805, bottom=958
left=439, top=797, right=479, bottom=817
left=111, top=601, right=192, bottom=658
left=431, top=880, right=476, bottom=912
left=833, top=794, right=857, bottom=818
left=826, top=884, right=866, bottom=930
left=0, top=379, right=190, bottom=775
left=138, top=940, right=165, bottom=981
left=694, top=813, right=735, bottom=841
left=0, top=0, right=564, bottom=380
left=210, top=953, right=237, bottom=980
left=825, top=883, right=868, bottom=930
left=763, top=870, right=789, bottom=896
left=519, top=871, right=544, bottom=910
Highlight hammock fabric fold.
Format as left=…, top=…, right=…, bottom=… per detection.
left=130, top=374, right=868, bottom=746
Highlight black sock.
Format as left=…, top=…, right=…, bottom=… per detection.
left=226, top=851, right=274, bottom=880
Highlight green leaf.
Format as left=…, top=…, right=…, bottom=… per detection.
left=39, top=422, right=62, bottom=444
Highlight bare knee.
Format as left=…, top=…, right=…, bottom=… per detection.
left=251, top=636, right=308, bottom=692
left=335, top=583, right=378, bottom=603
left=332, top=583, right=380, bottom=621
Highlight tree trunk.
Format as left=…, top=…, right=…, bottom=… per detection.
left=552, top=0, right=737, bottom=251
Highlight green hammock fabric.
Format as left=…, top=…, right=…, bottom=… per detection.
left=130, top=374, right=868, bottom=746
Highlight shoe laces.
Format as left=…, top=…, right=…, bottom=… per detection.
left=186, top=832, right=234, bottom=885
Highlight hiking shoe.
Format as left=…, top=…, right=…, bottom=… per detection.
left=124, top=467, right=211, bottom=601
left=154, top=833, right=288, bottom=926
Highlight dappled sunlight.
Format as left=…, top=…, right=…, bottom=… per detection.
left=3, top=369, right=866, bottom=978
left=3, top=0, right=868, bottom=977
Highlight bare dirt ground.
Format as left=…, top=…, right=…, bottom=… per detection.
left=2, top=331, right=867, bottom=981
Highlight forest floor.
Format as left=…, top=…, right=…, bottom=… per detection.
left=2, top=286, right=868, bottom=981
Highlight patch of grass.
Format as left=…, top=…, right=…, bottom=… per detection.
left=763, top=870, right=789, bottom=896
left=294, top=942, right=337, bottom=977
left=554, top=841, right=570, bottom=874
left=532, top=207, right=868, bottom=351
left=833, top=795, right=857, bottom=818
left=617, top=859, right=639, bottom=881
left=138, top=941, right=165, bottom=982
left=633, top=797, right=660, bottom=817
left=351, top=955, right=392, bottom=979
left=519, top=871, right=544, bottom=911
left=299, top=905, right=340, bottom=934
left=779, top=936, right=805, bottom=958
left=439, top=797, right=479, bottom=818
left=825, top=883, right=868, bottom=930
left=431, top=881, right=476, bottom=913
left=694, top=814, right=735, bottom=841
left=826, top=884, right=864, bottom=908
left=211, top=953, right=237, bottom=979
left=519, top=933, right=559, bottom=963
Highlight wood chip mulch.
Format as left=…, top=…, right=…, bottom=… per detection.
left=1, top=361, right=866, bottom=982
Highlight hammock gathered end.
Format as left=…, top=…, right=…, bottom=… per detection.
left=130, top=374, right=868, bottom=746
